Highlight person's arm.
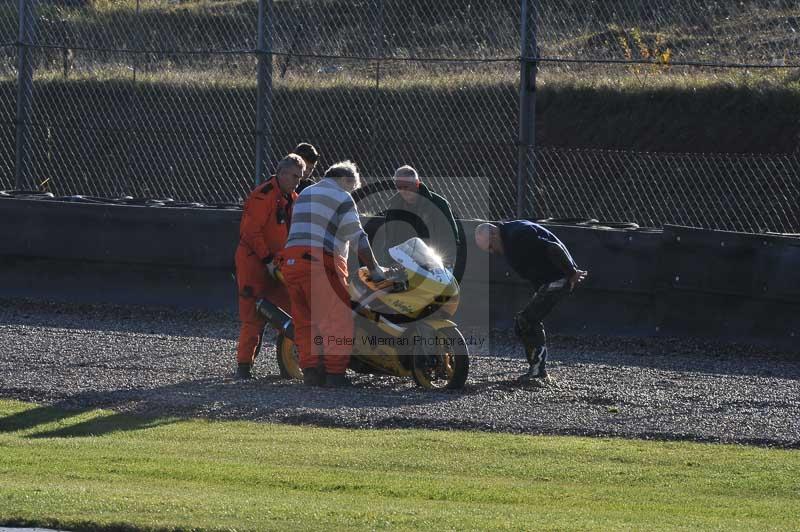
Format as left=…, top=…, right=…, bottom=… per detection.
left=432, top=195, right=459, bottom=267
left=440, top=197, right=460, bottom=246
left=357, top=233, right=383, bottom=275
left=543, top=240, right=587, bottom=290
left=376, top=195, right=403, bottom=263
left=340, top=197, right=386, bottom=279
left=372, top=209, right=391, bottom=264
left=240, top=191, right=275, bottom=263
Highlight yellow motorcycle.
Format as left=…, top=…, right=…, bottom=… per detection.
left=257, top=237, right=469, bottom=389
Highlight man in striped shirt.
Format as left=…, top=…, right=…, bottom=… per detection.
left=280, top=160, right=387, bottom=387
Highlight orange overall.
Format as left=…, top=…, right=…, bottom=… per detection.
left=279, top=247, right=353, bottom=375
left=235, top=177, right=296, bottom=365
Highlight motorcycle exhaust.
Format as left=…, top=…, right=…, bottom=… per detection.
left=255, top=298, right=295, bottom=340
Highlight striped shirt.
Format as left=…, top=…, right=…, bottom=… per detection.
left=285, top=177, right=366, bottom=261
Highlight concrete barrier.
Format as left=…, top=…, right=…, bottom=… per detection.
left=1, top=197, right=798, bottom=347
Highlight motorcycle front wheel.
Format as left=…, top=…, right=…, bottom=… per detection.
left=276, top=333, right=302, bottom=379
left=412, top=327, right=469, bottom=390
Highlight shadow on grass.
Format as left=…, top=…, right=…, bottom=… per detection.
left=28, top=411, right=177, bottom=439
left=0, top=401, right=177, bottom=439
left=0, top=404, right=88, bottom=433
left=0, top=374, right=459, bottom=439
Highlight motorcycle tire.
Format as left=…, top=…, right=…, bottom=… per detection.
left=276, top=333, right=303, bottom=379
left=411, top=327, right=469, bottom=390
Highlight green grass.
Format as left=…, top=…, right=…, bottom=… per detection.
left=1, top=400, right=799, bottom=531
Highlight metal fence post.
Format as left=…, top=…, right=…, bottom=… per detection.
left=121, top=0, right=142, bottom=198
left=516, top=0, right=537, bottom=218
left=373, top=0, right=383, bottom=90
left=370, top=0, right=383, bottom=170
left=15, top=0, right=35, bottom=191
left=255, top=0, right=273, bottom=186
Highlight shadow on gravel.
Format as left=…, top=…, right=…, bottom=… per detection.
left=0, top=297, right=237, bottom=340
left=547, top=336, right=800, bottom=380
left=474, top=331, right=800, bottom=379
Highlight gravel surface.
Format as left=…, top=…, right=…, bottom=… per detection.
left=1, top=298, right=798, bottom=447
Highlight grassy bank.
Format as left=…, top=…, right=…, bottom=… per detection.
left=1, top=399, right=799, bottom=530
left=1, top=0, right=796, bottom=64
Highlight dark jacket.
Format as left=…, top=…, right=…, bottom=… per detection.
left=498, top=220, right=577, bottom=286
left=377, top=182, right=461, bottom=267
left=296, top=177, right=316, bottom=194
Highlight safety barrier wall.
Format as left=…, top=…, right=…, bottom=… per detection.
left=483, top=222, right=800, bottom=346
left=1, top=198, right=798, bottom=347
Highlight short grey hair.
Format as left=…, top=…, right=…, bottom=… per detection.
left=324, top=160, right=361, bottom=192
left=393, top=165, right=419, bottom=182
left=276, top=153, right=306, bottom=175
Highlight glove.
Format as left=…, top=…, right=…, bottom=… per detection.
left=567, top=269, right=588, bottom=292
left=368, top=266, right=388, bottom=283
left=264, top=257, right=279, bottom=280
left=265, top=262, right=277, bottom=279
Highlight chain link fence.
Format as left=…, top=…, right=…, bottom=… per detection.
left=0, top=0, right=798, bottom=233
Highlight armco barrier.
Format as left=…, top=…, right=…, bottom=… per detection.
left=475, top=221, right=664, bottom=334
left=655, top=225, right=800, bottom=343
left=0, top=196, right=239, bottom=268
left=1, top=198, right=798, bottom=347
left=0, top=197, right=241, bottom=310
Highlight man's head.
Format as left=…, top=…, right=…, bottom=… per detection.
left=325, top=160, right=361, bottom=193
left=275, top=154, right=305, bottom=194
left=293, top=142, right=319, bottom=179
left=393, top=165, right=420, bottom=205
left=475, top=223, right=503, bottom=255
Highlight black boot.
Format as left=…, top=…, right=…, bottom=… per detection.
left=303, top=367, right=325, bottom=387
left=235, top=362, right=253, bottom=380
left=522, top=345, right=546, bottom=377
left=521, top=346, right=556, bottom=386
left=325, top=373, right=352, bottom=388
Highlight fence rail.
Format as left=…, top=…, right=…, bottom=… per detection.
left=1, top=0, right=798, bottom=234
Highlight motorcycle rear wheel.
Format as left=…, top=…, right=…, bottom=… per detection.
left=276, top=333, right=302, bottom=379
left=412, top=327, right=469, bottom=390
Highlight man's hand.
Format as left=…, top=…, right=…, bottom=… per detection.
left=265, top=261, right=278, bottom=280
left=568, top=269, right=588, bottom=292
left=368, top=265, right=389, bottom=283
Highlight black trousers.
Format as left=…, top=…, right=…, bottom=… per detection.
left=514, top=278, right=570, bottom=375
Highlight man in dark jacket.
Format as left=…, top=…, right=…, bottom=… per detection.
left=376, top=165, right=461, bottom=269
left=292, top=142, right=319, bottom=194
left=475, top=221, right=588, bottom=386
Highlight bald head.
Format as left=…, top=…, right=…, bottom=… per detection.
left=394, top=165, right=418, bottom=182
left=475, top=223, right=502, bottom=254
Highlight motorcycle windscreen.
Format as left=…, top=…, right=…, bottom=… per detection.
left=388, top=237, right=454, bottom=286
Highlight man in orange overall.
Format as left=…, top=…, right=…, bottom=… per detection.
left=281, top=160, right=387, bottom=387
left=234, top=154, right=304, bottom=379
